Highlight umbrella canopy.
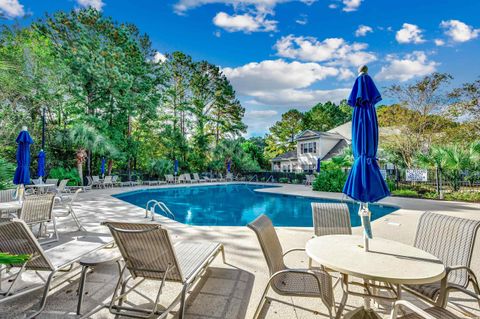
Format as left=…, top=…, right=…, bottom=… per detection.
left=316, top=158, right=321, bottom=173
left=174, top=159, right=178, bottom=175
left=342, top=70, right=389, bottom=203
left=13, top=128, right=33, bottom=185
left=227, top=160, right=231, bottom=173
left=100, top=157, right=106, bottom=176
left=37, top=150, right=46, bottom=178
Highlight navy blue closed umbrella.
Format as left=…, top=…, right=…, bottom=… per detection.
left=343, top=66, right=389, bottom=251
left=100, top=157, right=106, bottom=177
left=227, top=160, right=231, bottom=173
left=174, top=159, right=178, bottom=175
left=316, top=158, right=321, bottom=173
left=37, top=150, right=46, bottom=178
left=13, top=127, right=33, bottom=186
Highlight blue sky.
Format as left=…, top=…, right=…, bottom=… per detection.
left=1, top=0, right=479, bottom=136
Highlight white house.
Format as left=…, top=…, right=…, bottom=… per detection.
left=271, top=122, right=352, bottom=173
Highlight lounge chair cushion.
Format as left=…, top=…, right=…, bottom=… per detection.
left=174, top=241, right=221, bottom=282
left=397, top=306, right=461, bottom=319
left=405, top=282, right=441, bottom=300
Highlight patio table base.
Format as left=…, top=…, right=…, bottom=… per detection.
left=344, top=307, right=382, bottom=319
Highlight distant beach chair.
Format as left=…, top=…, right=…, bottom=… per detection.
left=102, top=221, right=225, bottom=319
left=184, top=174, right=194, bottom=183
left=165, top=174, right=175, bottom=184
left=304, top=174, right=315, bottom=186
left=192, top=173, right=206, bottom=183
left=226, top=172, right=234, bottom=182
left=0, top=219, right=113, bottom=319
left=217, top=173, right=226, bottom=182
left=90, top=176, right=103, bottom=189
left=112, top=175, right=122, bottom=187
left=103, top=176, right=113, bottom=188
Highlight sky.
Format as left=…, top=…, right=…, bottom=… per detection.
left=1, top=0, right=479, bottom=136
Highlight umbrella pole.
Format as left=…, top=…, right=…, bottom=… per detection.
left=359, top=202, right=371, bottom=252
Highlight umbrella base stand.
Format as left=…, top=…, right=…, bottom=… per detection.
left=343, top=307, right=382, bottom=319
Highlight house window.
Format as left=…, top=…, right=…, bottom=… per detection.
left=301, top=142, right=316, bottom=154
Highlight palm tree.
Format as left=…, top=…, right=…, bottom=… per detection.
left=416, top=145, right=448, bottom=197
left=69, top=125, right=117, bottom=185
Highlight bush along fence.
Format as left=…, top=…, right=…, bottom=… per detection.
left=385, top=168, right=480, bottom=202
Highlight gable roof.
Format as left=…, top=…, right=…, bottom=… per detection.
left=271, top=150, right=297, bottom=161
left=320, top=139, right=349, bottom=161
left=327, top=121, right=352, bottom=140
left=294, top=129, right=345, bottom=141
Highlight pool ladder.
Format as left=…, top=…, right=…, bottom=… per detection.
left=145, top=200, right=175, bottom=221
left=249, top=175, right=258, bottom=182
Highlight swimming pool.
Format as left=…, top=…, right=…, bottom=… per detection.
left=114, top=184, right=397, bottom=227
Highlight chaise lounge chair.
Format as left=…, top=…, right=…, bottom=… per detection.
left=0, top=219, right=113, bottom=319
left=54, top=188, right=85, bottom=231
left=165, top=174, right=175, bottom=184
left=192, top=173, right=206, bottom=183
left=102, top=221, right=225, bottom=319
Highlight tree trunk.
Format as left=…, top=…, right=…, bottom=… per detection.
left=77, top=161, right=83, bottom=186
left=107, top=159, right=113, bottom=176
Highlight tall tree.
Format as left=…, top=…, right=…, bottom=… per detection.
left=302, top=100, right=352, bottom=131
left=264, top=109, right=304, bottom=159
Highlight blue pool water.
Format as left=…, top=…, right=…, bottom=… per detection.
left=114, top=184, right=397, bottom=227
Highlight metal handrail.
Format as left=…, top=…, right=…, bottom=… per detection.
left=266, top=175, right=274, bottom=183
left=249, top=175, right=258, bottom=182
left=145, top=200, right=175, bottom=221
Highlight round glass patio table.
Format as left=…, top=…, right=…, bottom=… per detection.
left=306, top=235, right=445, bottom=319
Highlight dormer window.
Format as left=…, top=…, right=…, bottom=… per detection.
left=300, top=142, right=316, bottom=154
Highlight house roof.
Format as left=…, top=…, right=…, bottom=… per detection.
left=327, top=121, right=352, bottom=140
left=271, top=150, right=297, bottom=161
left=320, top=139, right=349, bottom=161
left=294, top=129, right=345, bottom=141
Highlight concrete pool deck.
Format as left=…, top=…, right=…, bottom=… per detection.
left=1, top=182, right=479, bottom=319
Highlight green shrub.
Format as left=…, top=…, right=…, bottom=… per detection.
left=279, top=177, right=289, bottom=183
left=48, top=167, right=81, bottom=186
left=386, top=178, right=397, bottom=191
left=444, top=192, right=480, bottom=203
left=312, top=168, right=347, bottom=192
left=146, top=159, right=173, bottom=178
left=391, top=189, right=419, bottom=197
left=0, top=157, right=15, bottom=190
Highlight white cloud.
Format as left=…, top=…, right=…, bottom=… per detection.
left=174, top=0, right=315, bottom=13
left=342, top=0, right=362, bottom=12
left=440, top=20, right=479, bottom=43
left=295, top=14, right=308, bottom=25
left=355, top=25, right=373, bottom=37
left=248, top=110, right=278, bottom=116
left=76, top=0, right=105, bottom=11
left=0, top=0, right=25, bottom=18
left=395, top=23, right=425, bottom=44
left=376, top=51, right=438, bottom=82
left=328, top=3, right=337, bottom=9
left=248, top=88, right=350, bottom=107
left=213, top=11, right=276, bottom=32
left=153, top=52, right=167, bottom=63
left=223, top=59, right=340, bottom=93
left=274, top=35, right=376, bottom=67
left=223, top=59, right=351, bottom=108
left=434, top=39, right=445, bottom=46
